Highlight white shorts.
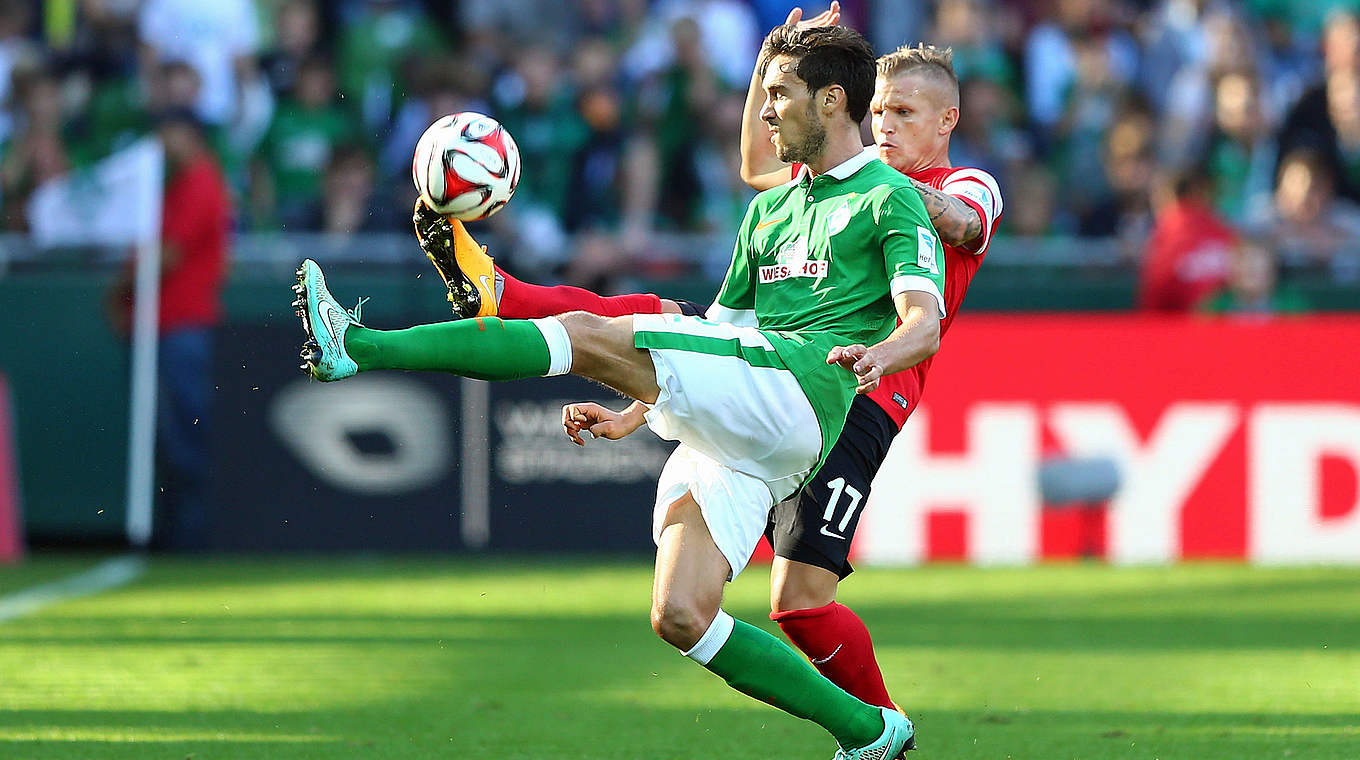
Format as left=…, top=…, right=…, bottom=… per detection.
left=653, top=445, right=775, bottom=580
left=634, top=314, right=823, bottom=579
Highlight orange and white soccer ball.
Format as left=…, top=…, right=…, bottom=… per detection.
left=412, top=112, right=521, bottom=222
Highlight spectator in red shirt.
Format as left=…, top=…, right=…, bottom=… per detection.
left=1139, top=168, right=1236, bottom=311
left=157, top=111, right=231, bottom=333
left=109, top=108, right=231, bottom=549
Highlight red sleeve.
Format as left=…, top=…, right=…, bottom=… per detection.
left=940, top=169, right=1003, bottom=254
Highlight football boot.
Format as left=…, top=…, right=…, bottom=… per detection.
left=412, top=198, right=501, bottom=319
left=293, top=258, right=366, bottom=381
left=833, top=707, right=916, bottom=760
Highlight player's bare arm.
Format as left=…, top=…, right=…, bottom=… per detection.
left=562, top=400, right=648, bottom=446
left=739, top=3, right=841, bottom=190
left=909, top=177, right=983, bottom=247
left=827, top=291, right=941, bottom=394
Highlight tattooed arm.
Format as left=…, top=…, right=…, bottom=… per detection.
left=909, top=178, right=984, bottom=248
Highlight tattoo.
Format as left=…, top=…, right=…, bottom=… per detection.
left=909, top=178, right=983, bottom=247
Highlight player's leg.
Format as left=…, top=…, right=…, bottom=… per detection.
left=639, top=338, right=912, bottom=757
left=771, top=559, right=896, bottom=710
left=649, top=467, right=906, bottom=756
left=770, top=557, right=839, bottom=610
left=412, top=199, right=698, bottom=319
left=495, top=266, right=680, bottom=319
left=295, top=258, right=661, bottom=401
left=650, top=489, right=730, bottom=651
left=766, top=395, right=900, bottom=710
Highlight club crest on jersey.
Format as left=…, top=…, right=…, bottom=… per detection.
left=759, top=238, right=829, bottom=283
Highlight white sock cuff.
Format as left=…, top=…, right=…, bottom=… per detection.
left=683, top=609, right=735, bottom=666
left=530, top=317, right=573, bottom=376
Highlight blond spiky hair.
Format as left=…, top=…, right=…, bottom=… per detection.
left=877, top=44, right=959, bottom=105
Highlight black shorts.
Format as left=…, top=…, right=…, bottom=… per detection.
left=764, top=394, right=897, bottom=579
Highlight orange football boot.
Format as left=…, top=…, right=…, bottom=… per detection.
left=412, top=199, right=500, bottom=318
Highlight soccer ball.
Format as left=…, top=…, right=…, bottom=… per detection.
left=412, top=112, right=521, bottom=222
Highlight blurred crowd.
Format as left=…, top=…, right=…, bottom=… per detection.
left=1, top=0, right=1358, bottom=309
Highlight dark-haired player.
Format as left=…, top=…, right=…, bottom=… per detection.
left=413, top=10, right=1002, bottom=721
left=733, top=37, right=1002, bottom=712
left=298, top=21, right=930, bottom=759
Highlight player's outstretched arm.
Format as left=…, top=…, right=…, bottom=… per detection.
left=910, top=177, right=984, bottom=248
left=739, top=56, right=792, bottom=190
left=739, top=4, right=841, bottom=191
left=827, top=291, right=940, bottom=394
left=562, top=401, right=648, bottom=446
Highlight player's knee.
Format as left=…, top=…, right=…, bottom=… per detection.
left=556, top=311, right=630, bottom=373
left=556, top=310, right=623, bottom=343
left=650, top=597, right=710, bottom=651
left=770, top=584, right=836, bottom=613
left=555, top=309, right=608, bottom=333
left=769, top=562, right=839, bottom=613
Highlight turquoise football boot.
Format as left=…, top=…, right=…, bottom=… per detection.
left=833, top=707, right=916, bottom=760
left=292, top=258, right=366, bottom=381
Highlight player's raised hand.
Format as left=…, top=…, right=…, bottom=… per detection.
left=561, top=402, right=644, bottom=446
left=827, top=343, right=884, bottom=394
left=786, top=1, right=840, bottom=29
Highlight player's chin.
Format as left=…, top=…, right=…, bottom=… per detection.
left=878, top=148, right=908, bottom=172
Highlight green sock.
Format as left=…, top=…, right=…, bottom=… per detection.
left=702, top=616, right=884, bottom=750
left=344, top=318, right=551, bottom=380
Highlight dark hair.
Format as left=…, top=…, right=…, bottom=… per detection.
left=159, top=60, right=199, bottom=80
left=758, top=24, right=876, bottom=123
left=327, top=143, right=373, bottom=172
left=1169, top=164, right=1215, bottom=200
left=299, top=52, right=334, bottom=75
left=154, top=106, right=207, bottom=136
left=1277, top=146, right=1332, bottom=185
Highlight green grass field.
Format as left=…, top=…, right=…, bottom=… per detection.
left=0, top=556, right=1357, bottom=760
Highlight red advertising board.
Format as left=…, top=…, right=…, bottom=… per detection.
left=854, top=315, right=1360, bottom=565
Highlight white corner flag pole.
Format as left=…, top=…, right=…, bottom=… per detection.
left=124, top=140, right=165, bottom=548
left=125, top=238, right=161, bottom=547
left=26, top=136, right=164, bottom=547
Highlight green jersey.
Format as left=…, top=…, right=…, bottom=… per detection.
left=709, top=148, right=945, bottom=466
left=713, top=148, right=944, bottom=341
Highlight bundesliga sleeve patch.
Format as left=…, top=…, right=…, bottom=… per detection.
left=952, top=182, right=992, bottom=214
left=916, top=226, right=939, bottom=274
left=943, top=170, right=1003, bottom=221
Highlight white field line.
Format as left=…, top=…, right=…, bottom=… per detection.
left=0, top=556, right=146, bottom=623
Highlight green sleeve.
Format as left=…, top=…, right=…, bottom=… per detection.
left=713, top=202, right=758, bottom=314
left=876, top=186, right=947, bottom=317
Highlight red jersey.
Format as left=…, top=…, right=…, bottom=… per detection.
left=865, top=166, right=1003, bottom=428
left=1138, top=198, right=1235, bottom=312
left=158, top=154, right=232, bottom=331
left=776, top=161, right=1002, bottom=428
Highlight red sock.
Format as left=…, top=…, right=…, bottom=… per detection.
left=495, top=266, right=662, bottom=319
left=771, top=601, right=896, bottom=709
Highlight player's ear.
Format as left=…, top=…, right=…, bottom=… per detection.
left=940, top=105, right=959, bottom=135
left=820, top=84, right=844, bottom=117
